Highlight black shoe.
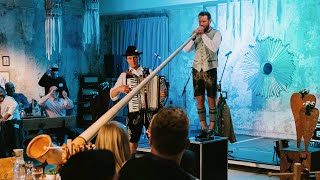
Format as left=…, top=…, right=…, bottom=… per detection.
left=195, top=129, right=209, bottom=140
left=208, top=129, right=214, bottom=137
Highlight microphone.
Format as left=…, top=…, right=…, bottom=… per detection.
left=154, top=53, right=161, bottom=59
left=225, top=51, right=232, bottom=57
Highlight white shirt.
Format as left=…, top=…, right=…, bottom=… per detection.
left=110, top=66, right=151, bottom=101
left=0, top=96, right=20, bottom=120
left=38, top=96, right=74, bottom=117
left=183, top=31, right=222, bottom=53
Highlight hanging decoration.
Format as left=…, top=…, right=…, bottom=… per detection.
left=83, top=0, right=100, bottom=52
left=45, top=0, right=62, bottom=60
left=242, top=37, right=295, bottom=98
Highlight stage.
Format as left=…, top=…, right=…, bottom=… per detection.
left=137, top=133, right=304, bottom=171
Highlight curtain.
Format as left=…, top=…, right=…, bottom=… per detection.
left=111, top=16, right=168, bottom=75
left=111, top=19, right=137, bottom=70
left=136, top=17, right=169, bottom=76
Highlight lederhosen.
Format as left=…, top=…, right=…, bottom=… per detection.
left=126, top=68, right=158, bottom=143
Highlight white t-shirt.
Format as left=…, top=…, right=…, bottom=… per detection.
left=0, top=96, right=20, bottom=120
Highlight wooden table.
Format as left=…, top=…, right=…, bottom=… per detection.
left=12, top=116, right=77, bottom=147
left=17, top=116, right=77, bottom=131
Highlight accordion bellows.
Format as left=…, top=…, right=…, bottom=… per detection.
left=124, top=75, right=166, bottom=113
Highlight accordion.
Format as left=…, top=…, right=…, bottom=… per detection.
left=124, top=75, right=167, bottom=113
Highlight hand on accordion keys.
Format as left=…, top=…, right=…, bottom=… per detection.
left=118, top=85, right=131, bottom=94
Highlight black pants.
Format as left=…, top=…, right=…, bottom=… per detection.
left=126, top=111, right=157, bottom=143
left=0, top=121, right=17, bottom=158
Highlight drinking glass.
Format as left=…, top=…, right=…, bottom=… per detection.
left=25, top=161, right=34, bottom=180
left=32, top=167, right=43, bottom=180
left=25, top=161, right=34, bottom=174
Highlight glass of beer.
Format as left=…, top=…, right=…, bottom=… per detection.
left=32, top=167, right=43, bottom=180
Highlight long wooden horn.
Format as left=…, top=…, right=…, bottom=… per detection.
left=28, top=34, right=197, bottom=164
left=73, top=33, right=197, bottom=146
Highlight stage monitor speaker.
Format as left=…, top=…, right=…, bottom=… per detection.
left=104, top=54, right=123, bottom=77
left=189, top=137, right=228, bottom=180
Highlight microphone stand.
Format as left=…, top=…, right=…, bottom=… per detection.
left=182, top=71, right=192, bottom=109
left=217, top=54, right=233, bottom=158
left=218, top=54, right=230, bottom=91
left=152, top=54, right=159, bottom=70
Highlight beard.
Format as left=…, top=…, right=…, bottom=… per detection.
left=204, top=25, right=210, bottom=33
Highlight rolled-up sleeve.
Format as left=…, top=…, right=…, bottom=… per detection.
left=202, top=31, right=222, bottom=53
left=110, top=73, right=126, bottom=101
left=183, top=39, right=195, bottom=53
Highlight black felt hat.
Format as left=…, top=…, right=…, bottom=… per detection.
left=122, top=46, right=143, bottom=56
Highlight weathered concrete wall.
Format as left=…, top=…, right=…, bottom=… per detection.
left=0, top=1, right=101, bottom=103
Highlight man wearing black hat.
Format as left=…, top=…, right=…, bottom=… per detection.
left=110, top=46, right=167, bottom=155
left=38, top=64, right=69, bottom=99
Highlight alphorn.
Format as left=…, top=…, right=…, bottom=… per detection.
left=27, top=33, right=197, bottom=164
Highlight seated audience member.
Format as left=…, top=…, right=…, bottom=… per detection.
left=60, top=150, right=117, bottom=180
left=38, top=86, right=74, bottom=144
left=119, top=107, right=196, bottom=180
left=5, top=82, right=30, bottom=112
left=38, top=64, right=69, bottom=98
left=95, top=121, right=130, bottom=173
left=0, top=86, right=20, bottom=157
left=38, top=86, right=74, bottom=117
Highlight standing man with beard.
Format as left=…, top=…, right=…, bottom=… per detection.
left=183, top=11, right=222, bottom=140
left=39, top=64, right=69, bottom=98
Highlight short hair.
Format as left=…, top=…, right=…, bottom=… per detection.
left=95, top=121, right=130, bottom=172
left=5, top=82, right=14, bottom=89
left=198, top=11, right=211, bottom=20
left=60, top=150, right=116, bottom=180
left=150, top=107, right=189, bottom=156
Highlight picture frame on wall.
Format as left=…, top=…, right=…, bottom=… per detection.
left=2, top=56, right=10, bottom=66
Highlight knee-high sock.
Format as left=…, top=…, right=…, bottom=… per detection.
left=209, top=108, right=217, bottom=123
left=197, top=108, right=206, bottom=122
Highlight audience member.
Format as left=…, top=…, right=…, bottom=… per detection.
left=119, top=107, right=195, bottom=180
left=38, top=64, right=69, bottom=98
left=60, top=150, right=117, bottom=180
left=5, top=82, right=30, bottom=112
left=0, top=86, right=20, bottom=157
left=38, top=86, right=74, bottom=144
left=38, top=86, right=74, bottom=117
left=95, top=121, right=130, bottom=173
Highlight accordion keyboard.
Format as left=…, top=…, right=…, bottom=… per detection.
left=126, top=77, right=141, bottom=113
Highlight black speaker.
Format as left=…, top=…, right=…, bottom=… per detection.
left=189, top=137, right=228, bottom=180
left=104, top=54, right=123, bottom=77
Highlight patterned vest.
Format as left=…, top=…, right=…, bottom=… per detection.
left=193, top=28, right=219, bottom=72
